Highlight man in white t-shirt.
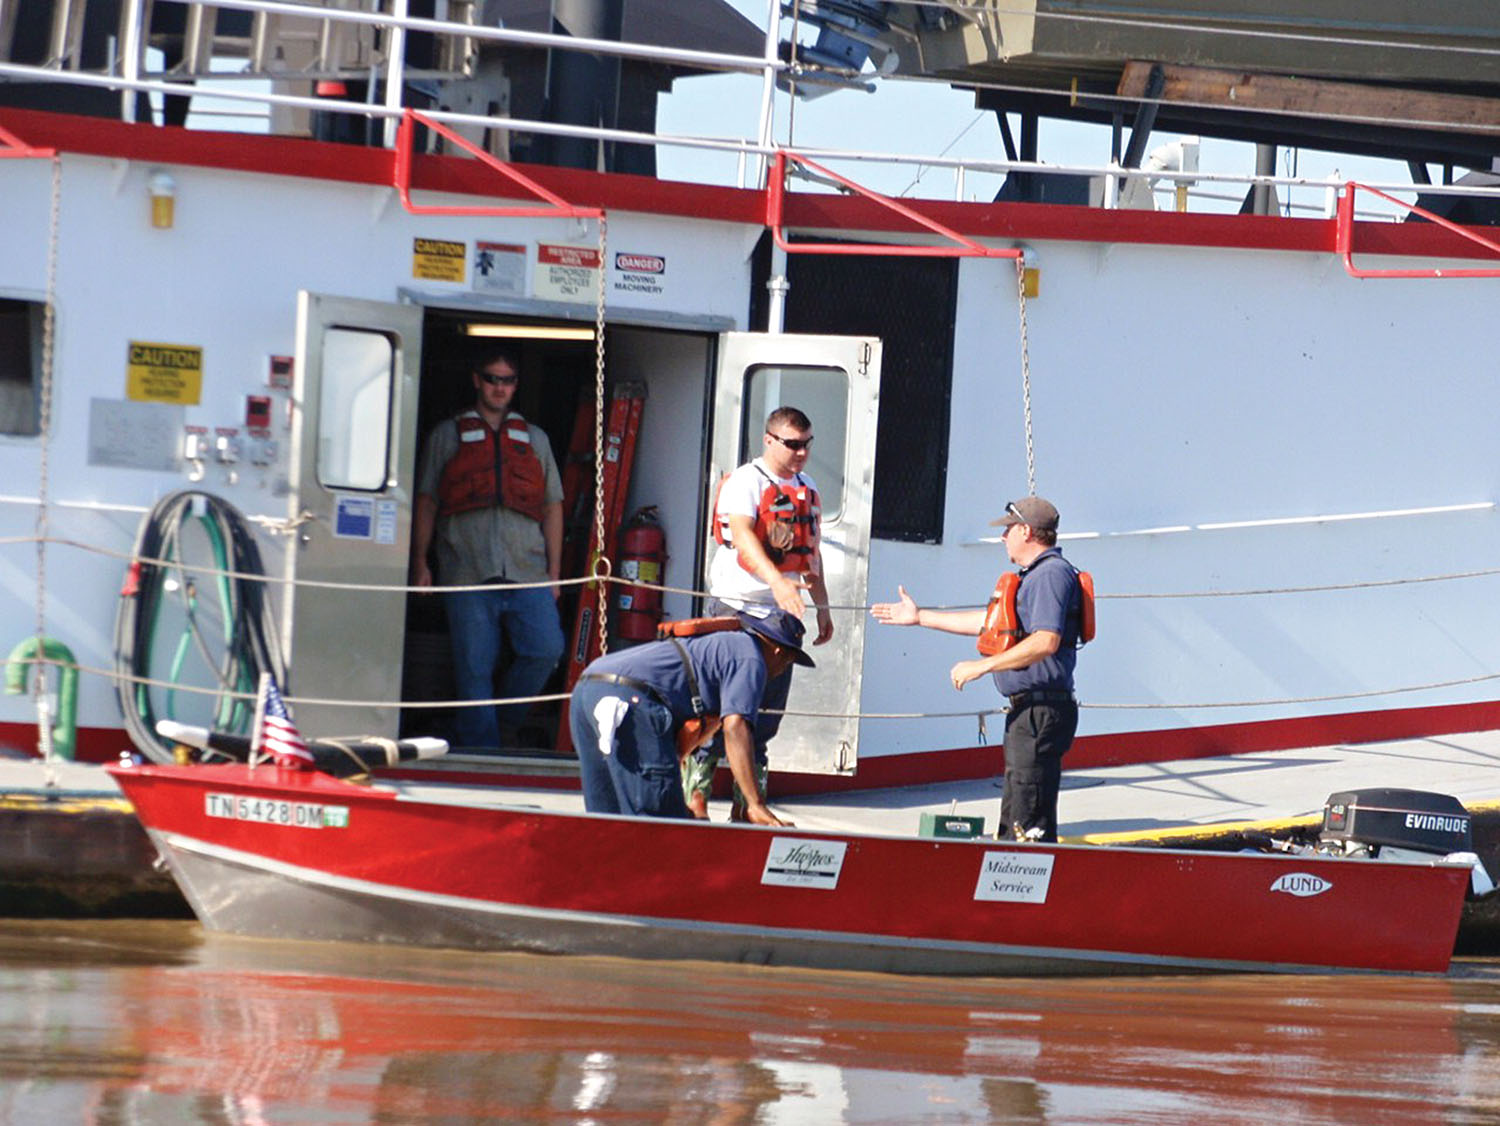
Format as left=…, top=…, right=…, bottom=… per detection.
left=684, top=406, right=834, bottom=817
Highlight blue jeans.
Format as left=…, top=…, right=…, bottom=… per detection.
left=570, top=678, right=690, bottom=818
left=444, top=585, right=565, bottom=749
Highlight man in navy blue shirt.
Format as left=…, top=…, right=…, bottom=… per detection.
left=871, top=496, right=1083, bottom=841
left=570, top=608, right=813, bottom=824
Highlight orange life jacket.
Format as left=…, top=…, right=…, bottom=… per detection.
left=657, top=616, right=742, bottom=640
left=977, top=563, right=1096, bottom=656
left=436, top=410, right=546, bottom=523
left=712, top=466, right=821, bottom=575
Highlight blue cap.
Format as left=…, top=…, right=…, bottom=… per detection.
left=736, top=607, right=816, bottom=668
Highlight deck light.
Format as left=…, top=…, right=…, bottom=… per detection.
left=148, top=170, right=176, bottom=229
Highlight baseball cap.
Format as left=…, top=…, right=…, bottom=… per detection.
left=990, top=496, right=1060, bottom=532
left=736, top=607, right=816, bottom=667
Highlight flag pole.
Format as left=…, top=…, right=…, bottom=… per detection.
left=249, top=671, right=270, bottom=769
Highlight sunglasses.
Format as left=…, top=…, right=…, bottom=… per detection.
left=767, top=432, right=814, bottom=452
left=479, top=372, right=519, bottom=387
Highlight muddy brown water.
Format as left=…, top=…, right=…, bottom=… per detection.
left=0, top=920, right=1497, bottom=1124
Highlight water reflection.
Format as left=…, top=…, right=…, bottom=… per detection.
left=0, top=921, right=1496, bottom=1124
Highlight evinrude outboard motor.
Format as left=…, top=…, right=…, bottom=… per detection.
left=1318, top=788, right=1494, bottom=895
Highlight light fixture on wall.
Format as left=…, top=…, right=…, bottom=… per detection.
left=148, top=170, right=176, bottom=229
left=462, top=323, right=595, bottom=341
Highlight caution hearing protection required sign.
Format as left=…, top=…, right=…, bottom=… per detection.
left=126, top=341, right=203, bottom=405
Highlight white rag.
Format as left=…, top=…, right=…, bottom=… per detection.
left=591, top=695, right=631, bottom=757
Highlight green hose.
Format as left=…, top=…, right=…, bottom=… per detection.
left=5, top=636, right=78, bottom=761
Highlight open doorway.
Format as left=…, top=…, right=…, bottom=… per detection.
left=399, top=309, right=718, bottom=755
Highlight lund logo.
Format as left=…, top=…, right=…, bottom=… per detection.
left=1270, top=872, right=1332, bottom=897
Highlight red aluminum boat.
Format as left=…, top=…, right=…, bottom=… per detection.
left=108, top=762, right=1472, bottom=976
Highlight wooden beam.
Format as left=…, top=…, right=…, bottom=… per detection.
left=1118, top=60, right=1500, bottom=134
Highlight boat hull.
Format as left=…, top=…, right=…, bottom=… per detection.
left=112, top=764, right=1471, bottom=976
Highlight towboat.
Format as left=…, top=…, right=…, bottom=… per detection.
left=109, top=759, right=1476, bottom=975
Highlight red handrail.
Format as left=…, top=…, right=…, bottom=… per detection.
left=0, top=123, right=54, bottom=159
left=766, top=150, right=1021, bottom=259
left=1336, top=181, right=1500, bottom=279
left=392, top=109, right=602, bottom=220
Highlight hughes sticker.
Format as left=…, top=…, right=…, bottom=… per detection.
left=973, top=851, right=1055, bottom=904
left=761, top=837, right=847, bottom=889
left=1269, top=872, right=1332, bottom=897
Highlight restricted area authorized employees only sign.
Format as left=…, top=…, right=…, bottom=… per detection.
left=534, top=243, right=602, bottom=302
left=126, top=341, right=203, bottom=405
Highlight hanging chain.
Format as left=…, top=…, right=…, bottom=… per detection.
left=1014, top=255, right=1036, bottom=495
left=591, top=211, right=610, bottom=657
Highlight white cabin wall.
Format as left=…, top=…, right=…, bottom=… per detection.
left=0, top=154, right=760, bottom=739
left=861, top=237, right=1500, bottom=756
left=609, top=326, right=713, bottom=625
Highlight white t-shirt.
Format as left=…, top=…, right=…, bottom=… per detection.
left=708, top=457, right=821, bottom=608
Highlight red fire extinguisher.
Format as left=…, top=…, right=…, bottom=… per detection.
left=616, top=506, right=666, bottom=641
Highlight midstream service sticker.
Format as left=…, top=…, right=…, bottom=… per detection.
left=762, top=837, right=847, bottom=890
left=1269, top=872, right=1332, bottom=897
left=974, top=851, right=1055, bottom=904
left=206, top=793, right=349, bottom=829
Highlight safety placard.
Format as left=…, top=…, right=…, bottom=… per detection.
left=333, top=494, right=375, bottom=539
left=611, top=251, right=666, bottom=297
left=412, top=237, right=466, bottom=283
left=126, top=341, right=203, bottom=405
left=474, top=240, right=527, bottom=294
left=534, top=243, right=601, bottom=302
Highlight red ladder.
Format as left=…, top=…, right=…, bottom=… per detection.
left=554, top=381, right=647, bottom=752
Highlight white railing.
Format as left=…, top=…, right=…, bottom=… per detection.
left=3, top=0, right=1500, bottom=220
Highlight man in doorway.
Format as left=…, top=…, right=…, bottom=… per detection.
left=870, top=496, right=1084, bottom=842
left=411, top=346, right=566, bottom=749
left=684, top=406, right=834, bottom=818
left=571, top=608, right=810, bottom=824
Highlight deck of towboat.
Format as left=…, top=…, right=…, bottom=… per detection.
left=369, top=729, right=1500, bottom=841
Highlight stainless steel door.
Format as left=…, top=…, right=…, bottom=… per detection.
left=710, top=332, right=882, bottom=775
left=284, top=293, right=422, bottom=738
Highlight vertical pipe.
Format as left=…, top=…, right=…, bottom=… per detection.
left=1252, top=143, right=1276, bottom=216
left=119, top=0, right=143, bottom=122
left=766, top=152, right=788, bottom=332
left=382, top=0, right=408, bottom=149
left=752, top=0, right=779, bottom=189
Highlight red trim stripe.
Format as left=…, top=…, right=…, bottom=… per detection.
left=3, top=106, right=1497, bottom=262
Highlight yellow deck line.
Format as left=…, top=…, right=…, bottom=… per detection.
left=0, top=793, right=135, bottom=814
left=1066, top=796, right=1500, bottom=847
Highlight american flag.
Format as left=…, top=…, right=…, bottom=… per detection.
left=258, top=674, right=313, bottom=769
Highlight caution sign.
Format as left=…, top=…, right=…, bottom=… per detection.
left=534, top=243, right=602, bottom=302
left=412, top=237, right=466, bottom=283
left=126, top=341, right=203, bottom=405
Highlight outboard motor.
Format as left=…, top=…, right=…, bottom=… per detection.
left=1318, top=788, right=1494, bottom=895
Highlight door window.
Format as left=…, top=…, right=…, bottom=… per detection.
left=740, top=365, right=849, bottom=522
left=317, top=327, right=394, bottom=491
